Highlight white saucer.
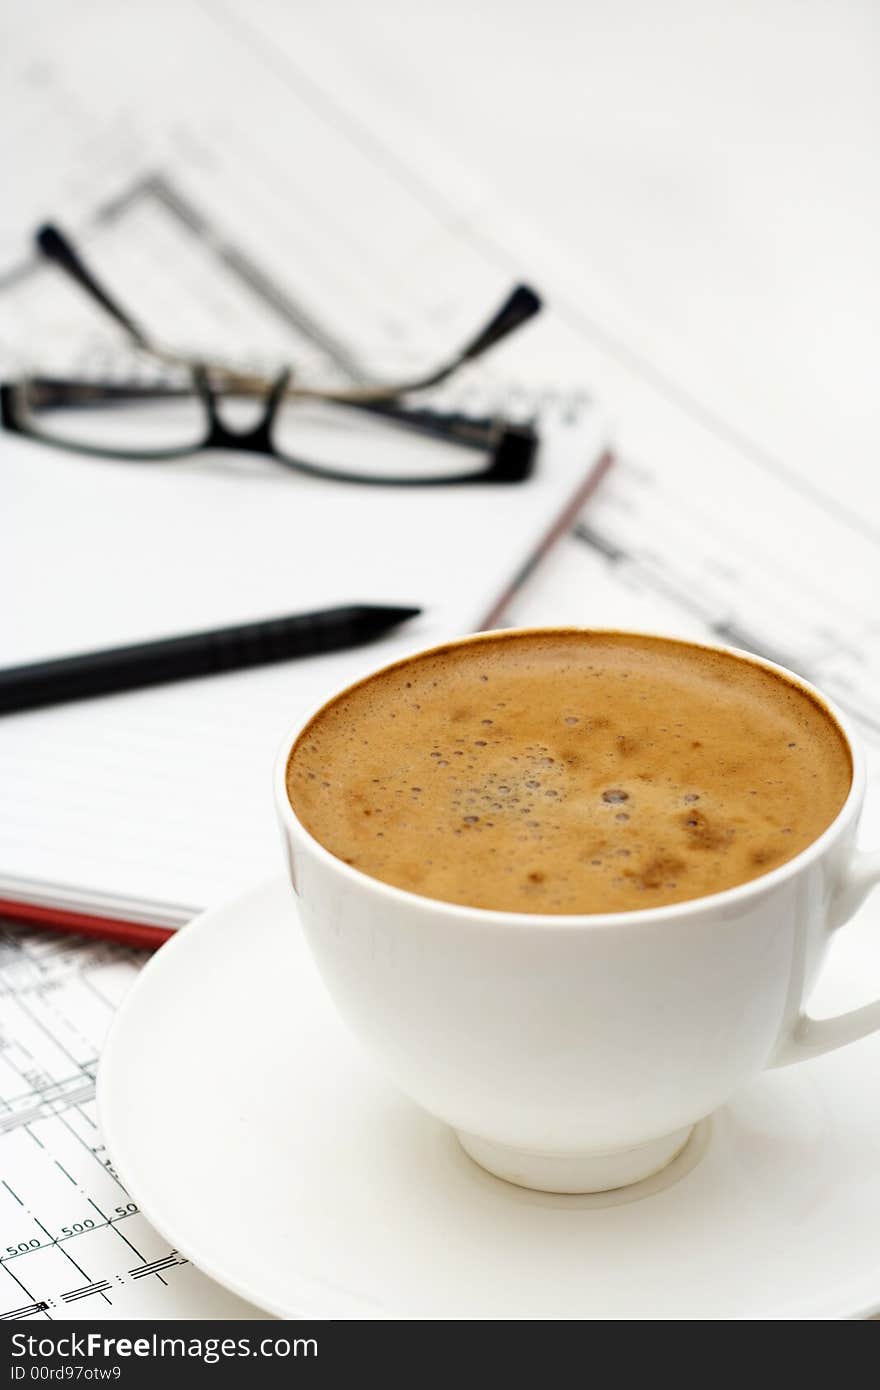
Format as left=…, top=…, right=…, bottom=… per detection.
left=98, top=878, right=880, bottom=1320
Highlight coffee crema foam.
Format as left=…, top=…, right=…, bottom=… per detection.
left=286, top=632, right=852, bottom=914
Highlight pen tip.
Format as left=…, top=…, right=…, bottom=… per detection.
left=346, top=604, right=422, bottom=633
left=384, top=605, right=422, bottom=624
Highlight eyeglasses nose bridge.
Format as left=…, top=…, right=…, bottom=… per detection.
left=260, top=369, right=292, bottom=432
left=196, top=366, right=291, bottom=448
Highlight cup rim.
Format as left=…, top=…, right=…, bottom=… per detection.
left=273, top=626, right=865, bottom=929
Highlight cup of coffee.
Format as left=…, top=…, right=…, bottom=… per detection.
left=274, top=629, right=880, bottom=1192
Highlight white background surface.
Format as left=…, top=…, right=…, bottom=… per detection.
left=279, top=0, right=880, bottom=498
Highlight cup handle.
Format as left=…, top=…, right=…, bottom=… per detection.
left=771, top=848, right=880, bottom=1067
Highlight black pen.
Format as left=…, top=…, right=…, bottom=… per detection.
left=0, top=604, right=422, bottom=715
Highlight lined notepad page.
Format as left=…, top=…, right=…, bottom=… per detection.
left=1, top=399, right=607, bottom=924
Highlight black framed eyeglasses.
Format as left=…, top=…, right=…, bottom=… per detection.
left=0, top=224, right=542, bottom=487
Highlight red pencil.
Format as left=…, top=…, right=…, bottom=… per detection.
left=0, top=897, right=174, bottom=950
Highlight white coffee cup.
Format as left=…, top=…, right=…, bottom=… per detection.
left=274, top=629, right=880, bottom=1193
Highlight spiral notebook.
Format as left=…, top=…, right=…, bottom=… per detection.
left=0, top=399, right=610, bottom=944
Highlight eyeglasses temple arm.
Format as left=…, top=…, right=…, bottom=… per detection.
left=400, top=283, right=542, bottom=393
left=29, top=228, right=542, bottom=406
left=35, top=224, right=154, bottom=353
